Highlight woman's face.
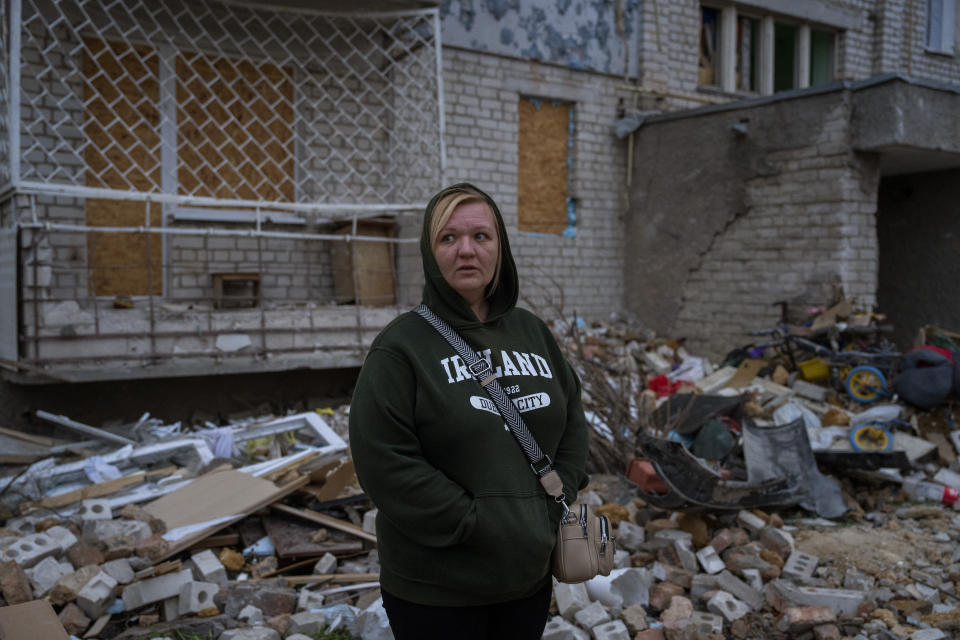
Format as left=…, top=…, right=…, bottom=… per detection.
left=433, top=200, right=499, bottom=305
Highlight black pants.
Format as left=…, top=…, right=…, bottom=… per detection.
left=381, top=580, right=552, bottom=640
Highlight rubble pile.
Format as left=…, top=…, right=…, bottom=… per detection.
left=2, top=304, right=960, bottom=639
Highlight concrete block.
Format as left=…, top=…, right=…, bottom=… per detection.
left=783, top=551, right=818, bottom=580
left=691, top=611, right=724, bottom=636
left=2, top=531, right=61, bottom=568
left=238, top=604, right=264, bottom=625
left=189, top=549, right=227, bottom=585
left=766, top=580, right=867, bottom=616
left=121, top=568, right=193, bottom=610
left=615, top=521, right=645, bottom=551
left=178, top=580, right=219, bottom=615
left=82, top=519, right=152, bottom=544
left=102, top=558, right=135, bottom=585
left=313, top=552, right=339, bottom=576
left=542, top=615, right=590, bottom=640
left=707, top=590, right=750, bottom=622
left=613, top=549, right=630, bottom=569
left=574, top=601, right=611, bottom=629
left=742, top=568, right=763, bottom=591
left=736, top=511, right=766, bottom=533
left=44, top=525, right=79, bottom=553
left=776, top=606, right=836, bottom=633
left=289, top=611, right=328, bottom=635
left=673, top=539, right=698, bottom=573
left=219, top=629, right=281, bottom=640
left=696, top=544, right=726, bottom=574
left=691, top=573, right=720, bottom=602
left=591, top=619, right=630, bottom=640
left=909, top=630, right=948, bottom=640
left=362, top=508, right=377, bottom=534
left=78, top=499, right=112, bottom=521
left=163, top=596, right=178, bottom=621
left=554, top=580, right=591, bottom=621
left=297, top=586, right=326, bottom=612
left=757, top=526, right=794, bottom=557
left=717, top=569, right=764, bottom=610
left=355, top=597, right=392, bottom=640
left=653, top=529, right=693, bottom=544
left=843, top=569, right=875, bottom=591
left=49, top=565, right=100, bottom=607
left=76, top=570, right=118, bottom=619
left=25, top=556, right=73, bottom=597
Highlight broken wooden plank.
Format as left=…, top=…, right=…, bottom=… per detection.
left=146, top=469, right=310, bottom=563
left=271, top=503, right=377, bottom=544
left=34, top=466, right=178, bottom=510
left=36, top=410, right=136, bottom=446
left=280, top=573, right=380, bottom=586
left=263, top=514, right=364, bottom=558
left=0, top=600, right=71, bottom=640
left=0, top=356, right=74, bottom=382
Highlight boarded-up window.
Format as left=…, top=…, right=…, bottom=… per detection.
left=517, top=97, right=570, bottom=234
left=83, top=38, right=163, bottom=297
left=177, top=53, right=294, bottom=202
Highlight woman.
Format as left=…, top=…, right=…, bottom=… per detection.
left=349, top=184, right=589, bottom=639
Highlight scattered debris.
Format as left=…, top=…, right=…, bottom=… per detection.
left=2, top=308, right=960, bottom=639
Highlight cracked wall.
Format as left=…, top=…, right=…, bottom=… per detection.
left=625, top=89, right=881, bottom=358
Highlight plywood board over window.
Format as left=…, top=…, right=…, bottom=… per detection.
left=518, top=98, right=570, bottom=235
left=83, top=38, right=162, bottom=297
left=177, top=52, right=294, bottom=202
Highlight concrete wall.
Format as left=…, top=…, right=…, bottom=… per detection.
left=877, top=169, right=960, bottom=350
left=625, top=88, right=881, bottom=358
left=432, top=47, right=628, bottom=319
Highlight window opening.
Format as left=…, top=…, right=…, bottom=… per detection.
left=927, top=0, right=957, bottom=53
left=773, top=23, right=797, bottom=92
left=810, top=30, right=835, bottom=86
left=736, top=16, right=760, bottom=92
left=699, top=7, right=720, bottom=86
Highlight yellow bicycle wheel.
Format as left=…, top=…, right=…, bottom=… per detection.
left=845, top=365, right=887, bottom=403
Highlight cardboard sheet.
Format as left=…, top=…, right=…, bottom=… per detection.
left=0, top=600, right=71, bottom=640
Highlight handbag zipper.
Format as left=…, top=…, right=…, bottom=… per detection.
left=599, top=515, right=609, bottom=555
left=579, top=504, right=588, bottom=537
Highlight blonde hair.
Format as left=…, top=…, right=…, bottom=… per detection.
left=428, top=187, right=502, bottom=296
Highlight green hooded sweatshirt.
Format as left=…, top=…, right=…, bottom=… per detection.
left=348, top=183, right=589, bottom=606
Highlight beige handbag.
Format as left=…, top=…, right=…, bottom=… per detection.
left=415, top=305, right=616, bottom=584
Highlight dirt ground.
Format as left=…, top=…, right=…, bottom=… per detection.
left=794, top=515, right=955, bottom=579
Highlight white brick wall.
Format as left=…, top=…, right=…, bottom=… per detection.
left=423, top=48, right=629, bottom=321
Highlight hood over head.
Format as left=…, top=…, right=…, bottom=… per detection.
left=420, top=183, right=519, bottom=327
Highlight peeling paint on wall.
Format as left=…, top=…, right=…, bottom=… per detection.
left=441, top=0, right=641, bottom=77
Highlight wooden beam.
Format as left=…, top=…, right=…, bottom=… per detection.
left=271, top=503, right=377, bottom=544
left=32, top=466, right=178, bottom=510
left=278, top=573, right=380, bottom=586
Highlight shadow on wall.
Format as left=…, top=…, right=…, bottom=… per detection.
left=0, top=367, right=360, bottom=433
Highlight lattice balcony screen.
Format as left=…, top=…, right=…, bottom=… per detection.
left=10, top=0, right=442, bottom=209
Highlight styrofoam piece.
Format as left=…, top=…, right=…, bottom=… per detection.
left=585, top=568, right=653, bottom=609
